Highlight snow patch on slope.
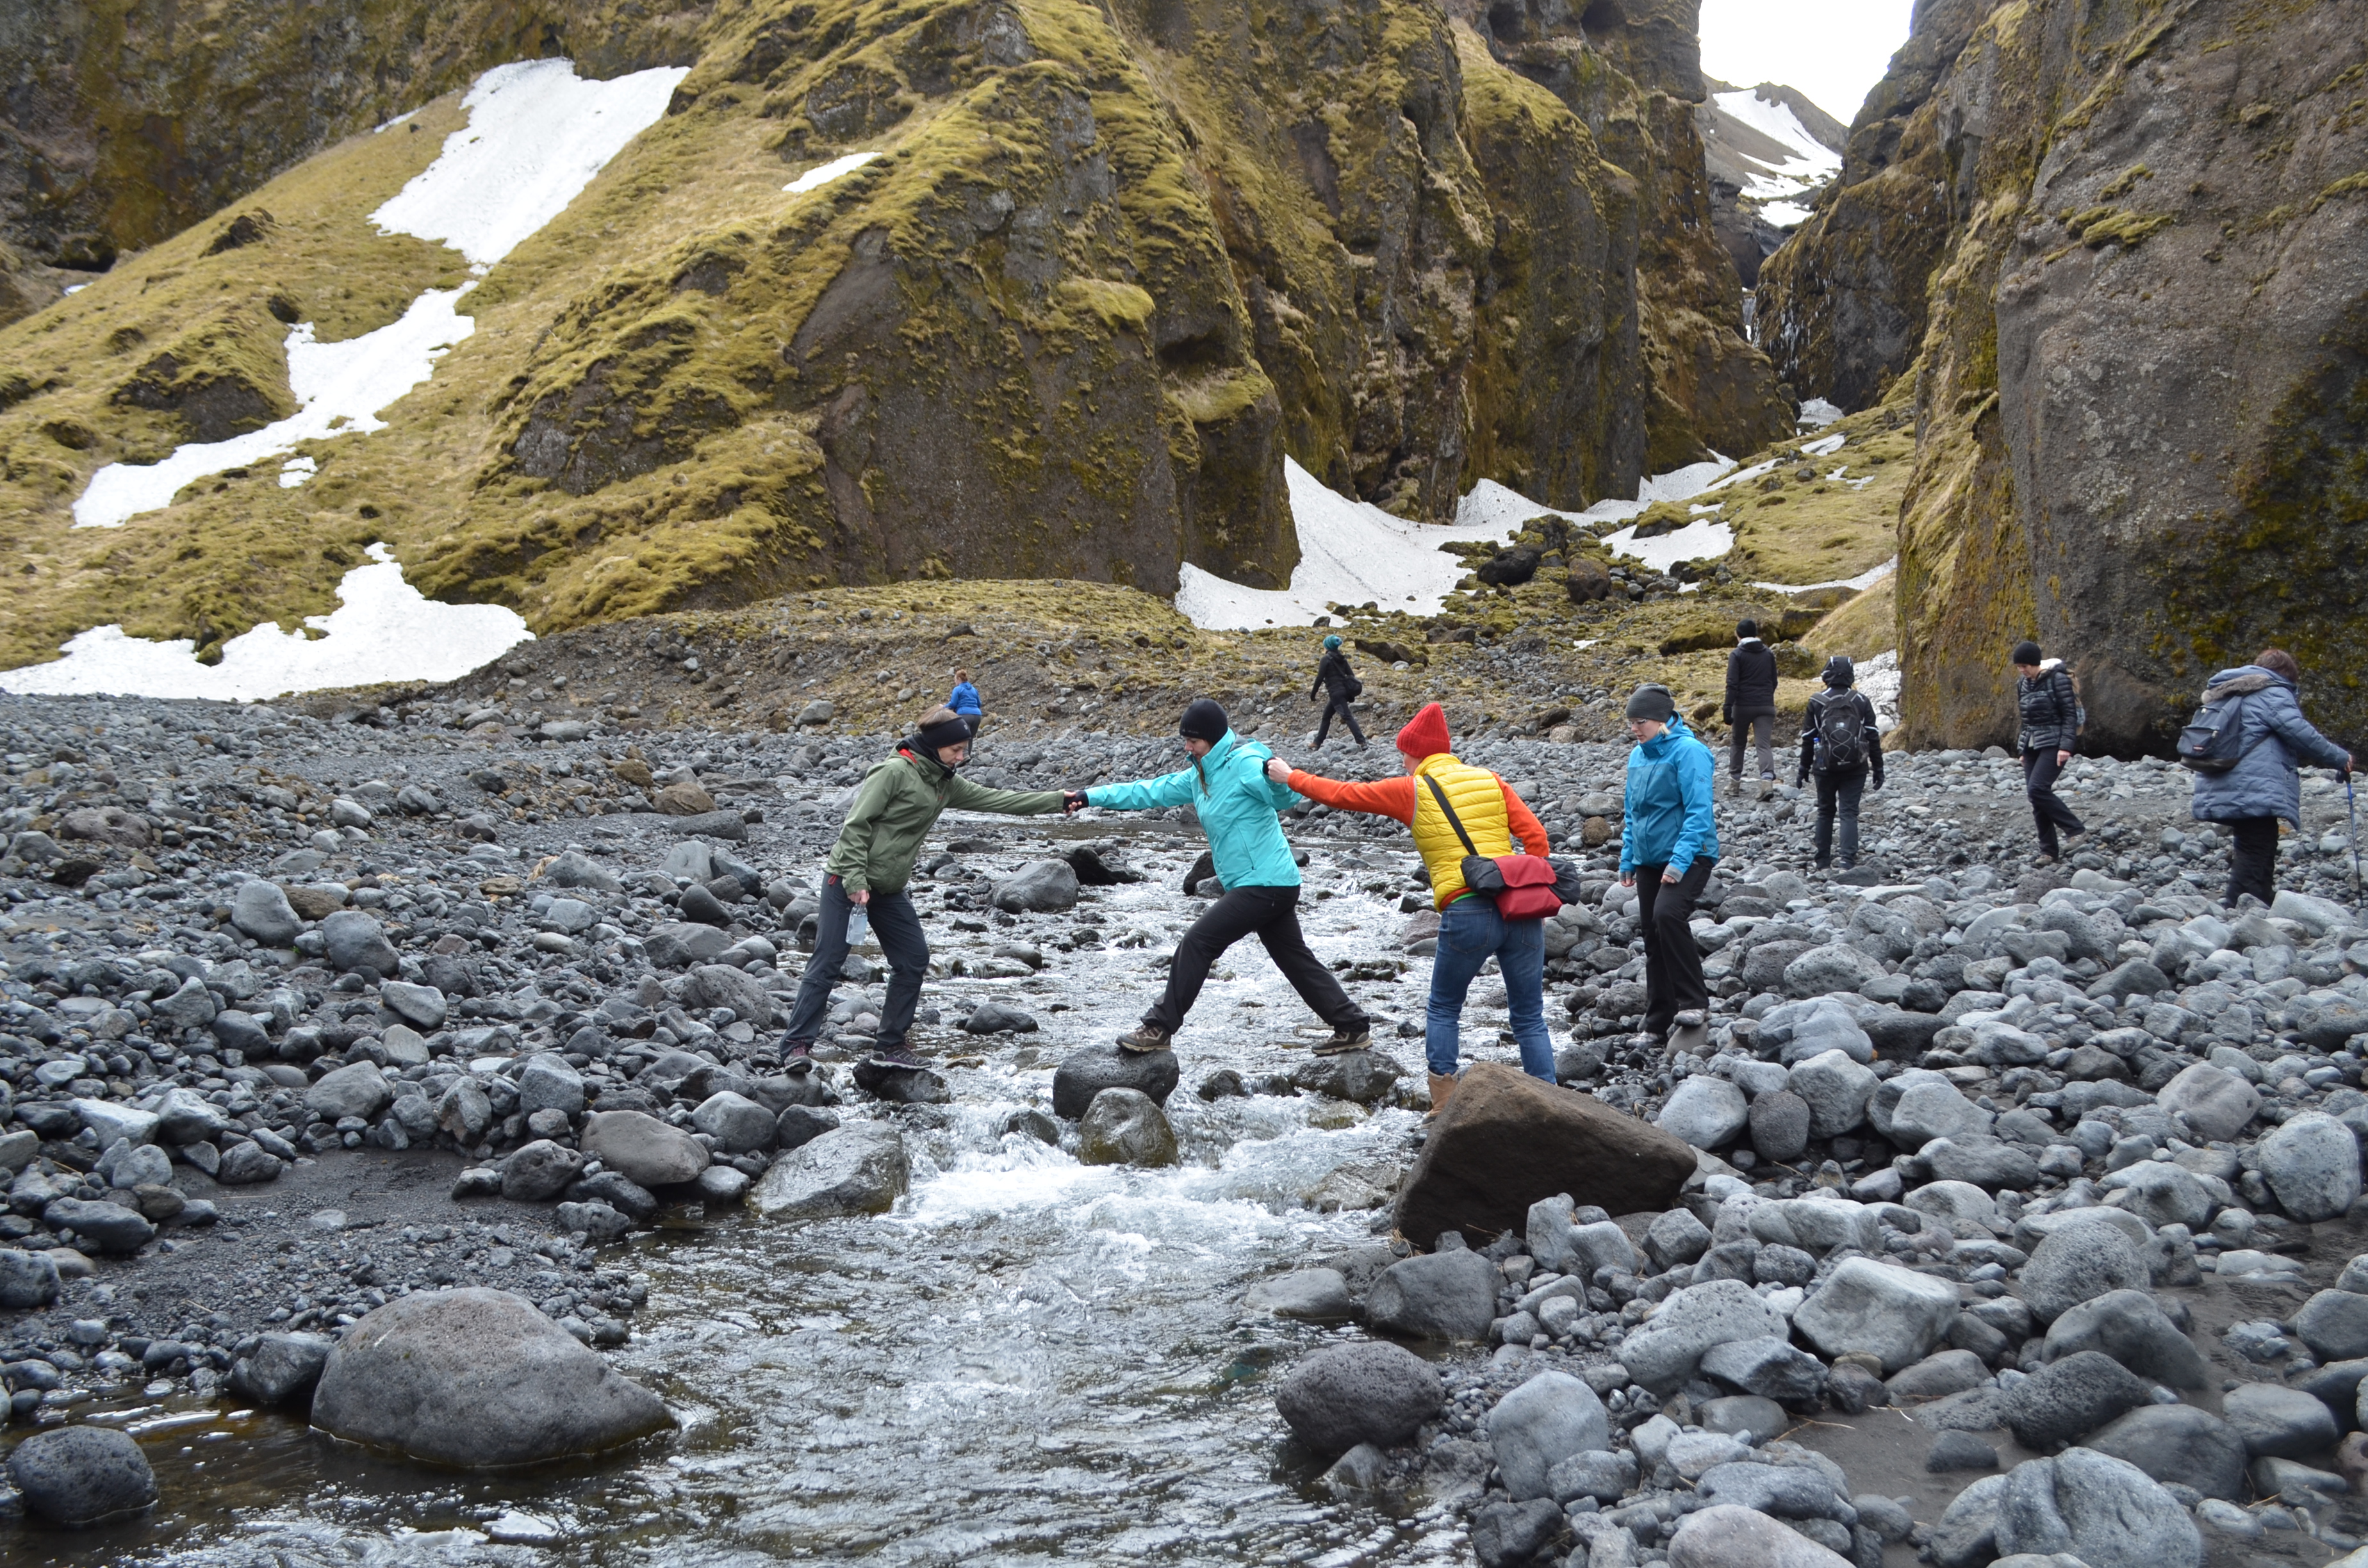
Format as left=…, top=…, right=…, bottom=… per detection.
left=68, top=59, right=686, bottom=532
left=0, top=546, right=531, bottom=701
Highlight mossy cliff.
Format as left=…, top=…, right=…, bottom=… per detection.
left=1762, top=0, right=2368, bottom=752
left=0, top=0, right=1786, bottom=671
left=0, top=0, right=711, bottom=321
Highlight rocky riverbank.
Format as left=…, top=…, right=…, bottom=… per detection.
left=3, top=686, right=2367, bottom=1566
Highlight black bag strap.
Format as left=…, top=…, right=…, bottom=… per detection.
left=1422, top=774, right=1482, bottom=858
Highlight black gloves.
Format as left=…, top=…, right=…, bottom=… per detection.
left=1062, top=791, right=1089, bottom=815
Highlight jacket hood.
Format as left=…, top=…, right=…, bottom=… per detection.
left=1736, top=636, right=1764, bottom=648
left=2205, top=666, right=2291, bottom=699
left=1822, top=655, right=1855, bottom=689
left=1639, top=714, right=1695, bottom=756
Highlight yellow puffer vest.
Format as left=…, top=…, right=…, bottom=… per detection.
left=1411, top=753, right=1512, bottom=908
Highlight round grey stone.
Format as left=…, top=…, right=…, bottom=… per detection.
left=6, top=1424, right=157, bottom=1525
left=1274, top=1341, right=1443, bottom=1457
left=2022, top=1222, right=2149, bottom=1325
left=1077, top=1088, right=1178, bottom=1166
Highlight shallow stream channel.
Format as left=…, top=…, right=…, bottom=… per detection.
left=15, top=820, right=1494, bottom=1567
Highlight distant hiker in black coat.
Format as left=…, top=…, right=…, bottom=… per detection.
left=1723, top=619, right=1779, bottom=791
left=1797, top=655, right=1884, bottom=870
left=1310, top=634, right=1367, bottom=749
left=2012, top=639, right=2086, bottom=863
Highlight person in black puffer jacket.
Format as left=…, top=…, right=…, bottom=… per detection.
left=1308, top=635, right=1367, bottom=749
left=2012, top=639, right=2085, bottom=862
left=1723, top=619, right=1779, bottom=793
left=1796, top=656, right=1884, bottom=870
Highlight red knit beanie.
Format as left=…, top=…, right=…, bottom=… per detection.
left=1397, top=702, right=1451, bottom=762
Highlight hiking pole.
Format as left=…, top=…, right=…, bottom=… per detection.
left=2348, top=771, right=2362, bottom=906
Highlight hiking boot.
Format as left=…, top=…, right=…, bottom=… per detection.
left=1426, top=1072, right=1458, bottom=1118
left=869, top=1041, right=925, bottom=1070
left=1312, top=1022, right=1372, bottom=1056
left=782, top=1038, right=817, bottom=1072
left=1666, top=1010, right=1709, bottom=1056
left=1118, top=1021, right=1173, bottom=1054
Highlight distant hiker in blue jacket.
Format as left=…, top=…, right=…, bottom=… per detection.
left=2191, top=648, right=2354, bottom=908
left=1081, top=698, right=1370, bottom=1058
left=1620, top=684, right=1718, bottom=1051
left=948, top=668, right=983, bottom=733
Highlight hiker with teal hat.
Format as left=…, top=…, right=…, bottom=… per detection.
left=1309, top=633, right=1367, bottom=749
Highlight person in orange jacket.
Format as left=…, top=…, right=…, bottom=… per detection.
left=1266, top=702, right=1553, bottom=1112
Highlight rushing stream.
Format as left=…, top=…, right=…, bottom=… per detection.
left=13, top=828, right=1493, bottom=1566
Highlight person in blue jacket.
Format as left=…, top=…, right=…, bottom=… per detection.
left=2191, top=648, right=2354, bottom=908
left=1619, top=684, right=1719, bottom=1050
left=1081, top=698, right=1371, bottom=1057
left=947, top=668, right=983, bottom=733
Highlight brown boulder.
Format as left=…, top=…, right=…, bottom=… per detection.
left=1397, top=1063, right=1697, bottom=1250
left=1563, top=559, right=1615, bottom=603
left=654, top=780, right=718, bottom=816
left=56, top=806, right=149, bottom=847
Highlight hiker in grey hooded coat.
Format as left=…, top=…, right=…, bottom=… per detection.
left=2191, top=648, right=2353, bottom=908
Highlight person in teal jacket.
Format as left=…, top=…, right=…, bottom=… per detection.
left=1618, top=685, right=1719, bottom=1050
left=1082, top=698, right=1371, bottom=1057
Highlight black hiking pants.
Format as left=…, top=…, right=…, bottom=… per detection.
left=1145, top=886, right=1368, bottom=1035
left=2022, top=748, right=2085, bottom=857
left=1634, top=858, right=1716, bottom=1038
left=1315, top=697, right=1366, bottom=747
left=2224, top=816, right=2280, bottom=909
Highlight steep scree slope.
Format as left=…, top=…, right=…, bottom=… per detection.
left=1757, top=0, right=2368, bottom=753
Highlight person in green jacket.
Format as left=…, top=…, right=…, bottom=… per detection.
left=778, top=706, right=1067, bottom=1070
left=1083, top=699, right=1370, bottom=1057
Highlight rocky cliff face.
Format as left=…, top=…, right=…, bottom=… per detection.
left=0, top=0, right=1786, bottom=667
left=1761, top=0, right=2368, bottom=753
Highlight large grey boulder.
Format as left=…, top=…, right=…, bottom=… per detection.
left=2023, top=1223, right=2150, bottom=1325
left=306, top=1060, right=393, bottom=1123
left=2098, top=1161, right=2217, bottom=1229
left=992, top=860, right=1080, bottom=912
left=748, top=1123, right=909, bottom=1220
left=1791, top=1257, right=1961, bottom=1373
left=73, top=1097, right=159, bottom=1147
left=0, top=1248, right=61, bottom=1308
left=1365, top=1249, right=1499, bottom=1342
left=152, top=974, right=217, bottom=1029
left=1274, top=1341, right=1443, bottom=1457
left=582, top=1109, right=709, bottom=1188
left=231, top=880, right=303, bottom=945
left=1697, top=1460, right=1854, bottom=1521
left=1700, top=1335, right=1829, bottom=1405
left=517, top=1054, right=586, bottom=1118
left=684, top=963, right=774, bottom=1025
left=1668, top=1503, right=1855, bottom=1568
left=227, top=1332, right=334, bottom=1407
left=1051, top=1043, right=1180, bottom=1118
left=320, top=909, right=400, bottom=975
left=2294, top=1287, right=2368, bottom=1361
left=1990, top=1449, right=2201, bottom=1568
left=1656, top=1075, right=1748, bottom=1148
left=2257, top=1111, right=2362, bottom=1222
left=153, top=1086, right=232, bottom=1145
left=500, top=1140, right=582, bottom=1202
left=645, top=921, right=734, bottom=968
left=310, top=1287, right=673, bottom=1466
left=1244, top=1270, right=1356, bottom=1321
left=42, top=1196, right=155, bottom=1254
left=2042, top=1289, right=2207, bottom=1387
left=1788, top=1049, right=1878, bottom=1136
left=1484, top=1371, right=1610, bottom=1501
left=1621, top=1279, right=1789, bottom=1392
left=2002, top=1351, right=2155, bottom=1450
left=691, top=1091, right=777, bottom=1154
left=1782, top=942, right=1886, bottom=997
left=2084, top=1403, right=2248, bottom=1500
left=6, top=1425, right=157, bottom=1525
left=1887, top=1076, right=1994, bottom=1148
left=2223, top=1381, right=2339, bottom=1458
left=1076, top=1088, right=1178, bottom=1166
left=2157, top=1061, right=2260, bottom=1141
left=379, top=981, right=447, bottom=1029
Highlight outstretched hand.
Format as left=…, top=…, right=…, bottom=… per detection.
left=1062, top=790, right=1089, bottom=815
left=1263, top=757, right=1292, bottom=785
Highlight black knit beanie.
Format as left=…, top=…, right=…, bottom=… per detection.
left=1736, top=618, right=1759, bottom=640
left=1179, top=698, right=1229, bottom=743
left=2012, top=640, right=2043, bottom=666
left=1624, top=684, right=1675, bottom=723
left=912, top=706, right=973, bottom=753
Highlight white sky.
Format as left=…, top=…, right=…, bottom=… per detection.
left=1698, top=0, right=1916, bottom=127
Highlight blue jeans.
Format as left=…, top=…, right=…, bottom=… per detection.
left=1425, top=895, right=1554, bottom=1081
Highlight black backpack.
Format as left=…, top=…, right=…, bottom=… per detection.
left=2177, top=690, right=2250, bottom=772
left=1814, top=692, right=1868, bottom=770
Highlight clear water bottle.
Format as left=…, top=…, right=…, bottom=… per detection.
left=846, top=908, right=869, bottom=948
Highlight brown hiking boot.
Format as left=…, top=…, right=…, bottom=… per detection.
left=1426, top=1072, right=1458, bottom=1118
left=1117, top=1021, right=1173, bottom=1054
